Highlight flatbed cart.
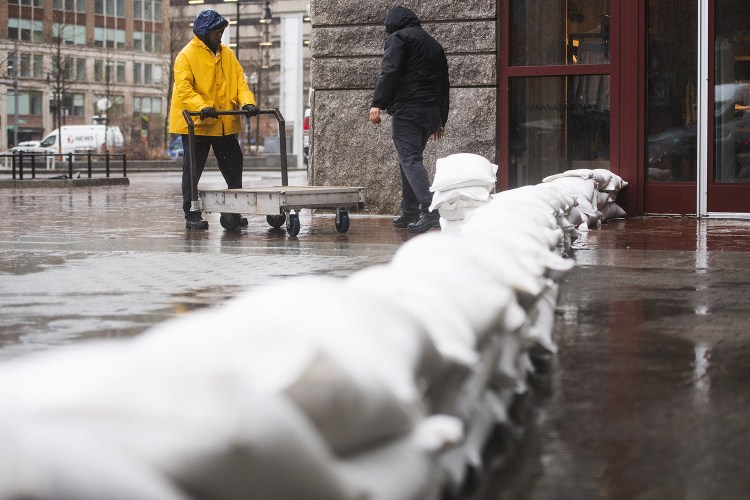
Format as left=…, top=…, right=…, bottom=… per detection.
left=182, top=108, right=365, bottom=236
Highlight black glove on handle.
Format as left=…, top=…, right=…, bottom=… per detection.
left=243, top=104, right=259, bottom=117
left=200, top=107, right=219, bottom=120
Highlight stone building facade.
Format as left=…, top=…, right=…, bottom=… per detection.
left=309, top=0, right=496, bottom=214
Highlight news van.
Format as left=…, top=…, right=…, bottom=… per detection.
left=35, top=125, right=124, bottom=154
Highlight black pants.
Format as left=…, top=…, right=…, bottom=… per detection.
left=181, top=134, right=243, bottom=217
left=391, top=106, right=442, bottom=214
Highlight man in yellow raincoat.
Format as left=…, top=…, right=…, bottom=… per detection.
left=169, top=9, right=259, bottom=230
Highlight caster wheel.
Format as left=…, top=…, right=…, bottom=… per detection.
left=286, top=213, right=300, bottom=237
left=266, top=214, right=286, bottom=229
left=220, top=213, right=241, bottom=230
left=335, top=211, right=350, bottom=233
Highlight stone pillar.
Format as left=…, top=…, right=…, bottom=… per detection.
left=309, top=0, right=497, bottom=214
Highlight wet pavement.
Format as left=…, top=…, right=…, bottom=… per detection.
left=478, top=218, right=750, bottom=500
left=2, top=172, right=750, bottom=498
left=0, top=170, right=410, bottom=360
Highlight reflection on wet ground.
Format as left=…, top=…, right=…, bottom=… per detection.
left=2, top=173, right=750, bottom=498
left=0, top=171, right=411, bottom=360
left=477, top=217, right=750, bottom=499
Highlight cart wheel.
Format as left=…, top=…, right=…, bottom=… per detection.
left=220, top=213, right=241, bottom=230
left=286, top=213, right=300, bottom=237
left=266, top=214, right=286, bottom=229
left=335, top=211, right=350, bottom=233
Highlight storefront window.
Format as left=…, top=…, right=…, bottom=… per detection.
left=511, top=0, right=610, bottom=66
left=714, top=0, right=750, bottom=182
left=509, top=75, right=610, bottom=188
left=646, top=0, right=698, bottom=182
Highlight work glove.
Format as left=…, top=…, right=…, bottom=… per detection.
left=200, top=107, right=219, bottom=120
left=243, top=104, right=259, bottom=117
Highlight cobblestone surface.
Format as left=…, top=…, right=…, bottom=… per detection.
left=0, top=170, right=408, bottom=360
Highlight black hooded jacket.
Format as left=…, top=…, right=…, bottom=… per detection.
left=371, top=6, right=450, bottom=126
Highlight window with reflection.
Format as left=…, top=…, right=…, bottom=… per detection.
left=511, top=0, right=610, bottom=66
left=646, top=0, right=698, bottom=182
left=714, top=0, right=750, bottom=182
left=509, top=75, right=610, bottom=188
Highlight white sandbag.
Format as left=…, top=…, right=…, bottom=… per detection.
left=462, top=208, right=564, bottom=250
left=491, top=187, right=565, bottom=217
left=521, top=284, right=559, bottom=353
left=283, top=351, right=417, bottom=457
left=134, top=392, right=364, bottom=500
left=438, top=204, right=482, bottom=222
left=594, top=168, right=628, bottom=192
left=439, top=217, right=464, bottom=234
left=541, top=168, right=595, bottom=183
left=347, top=259, right=523, bottom=367
left=430, top=153, right=498, bottom=192
left=210, top=276, right=446, bottom=404
left=599, top=200, right=627, bottom=220
left=0, top=419, right=187, bottom=500
left=544, top=176, right=598, bottom=205
left=387, top=235, right=527, bottom=334
left=429, top=185, right=492, bottom=213
left=596, top=190, right=612, bottom=207
left=492, top=330, right=527, bottom=392
left=334, top=430, right=445, bottom=500
left=591, top=168, right=613, bottom=190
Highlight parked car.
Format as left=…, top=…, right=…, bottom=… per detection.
left=9, top=140, right=41, bottom=152
left=303, top=108, right=310, bottom=165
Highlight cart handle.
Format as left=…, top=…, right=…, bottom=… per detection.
left=181, top=108, right=288, bottom=213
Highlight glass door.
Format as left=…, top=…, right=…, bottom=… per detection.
left=644, top=0, right=699, bottom=214
left=499, top=0, right=614, bottom=190
left=705, top=0, right=750, bottom=214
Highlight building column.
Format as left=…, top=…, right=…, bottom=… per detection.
left=280, top=12, right=304, bottom=169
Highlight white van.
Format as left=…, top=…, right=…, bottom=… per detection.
left=36, top=125, right=124, bottom=154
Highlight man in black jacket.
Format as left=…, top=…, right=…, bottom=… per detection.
left=369, top=5, right=450, bottom=233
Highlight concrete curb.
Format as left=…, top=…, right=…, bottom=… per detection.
left=0, top=177, right=130, bottom=189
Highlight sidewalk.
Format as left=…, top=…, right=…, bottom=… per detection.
left=1, top=173, right=750, bottom=498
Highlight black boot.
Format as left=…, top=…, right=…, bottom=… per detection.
left=393, top=212, right=420, bottom=228
left=407, top=211, right=440, bottom=233
left=185, top=211, right=208, bottom=230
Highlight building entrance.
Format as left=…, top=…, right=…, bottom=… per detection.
left=499, top=0, right=750, bottom=216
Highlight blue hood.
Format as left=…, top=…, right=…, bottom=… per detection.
left=193, top=10, right=229, bottom=36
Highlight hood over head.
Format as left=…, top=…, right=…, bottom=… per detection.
left=193, top=9, right=229, bottom=36
left=384, top=5, right=421, bottom=34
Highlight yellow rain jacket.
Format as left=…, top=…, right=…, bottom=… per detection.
left=168, top=36, right=256, bottom=136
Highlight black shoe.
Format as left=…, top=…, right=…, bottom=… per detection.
left=407, top=211, right=440, bottom=233
left=239, top=217, right=248, bottom=227
left=185, top=212, right=209, bottom=230
left=393, top=212, right=420, bottom=228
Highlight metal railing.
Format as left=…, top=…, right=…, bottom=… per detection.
left=0, top=150, right=127, bottom=180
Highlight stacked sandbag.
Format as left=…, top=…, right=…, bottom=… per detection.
left=428, top=153, right=498, bottom=233
left=542, top=168, right=628, bottom=230
left=0, top=161, right=631, bottom=499
left=0, top=277, right=456, bottom=500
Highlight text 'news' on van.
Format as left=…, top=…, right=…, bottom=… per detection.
left=18, top=125, right=125, bottom=155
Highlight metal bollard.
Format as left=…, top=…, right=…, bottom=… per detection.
left=68, top=153, right=73, bottom=179
left=105, top=151, right=110, bottom=178
left=87, top=151, right=92, bottom=178
left=122, top=153, right=127, bottom=177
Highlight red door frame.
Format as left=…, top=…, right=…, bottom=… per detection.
left=497, top=0, right=693, bottom=217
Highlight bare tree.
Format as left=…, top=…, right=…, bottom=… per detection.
left=48, top=24, right=70, bottom=154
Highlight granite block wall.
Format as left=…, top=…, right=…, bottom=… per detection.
left=309, top=0, right=497, bottom=214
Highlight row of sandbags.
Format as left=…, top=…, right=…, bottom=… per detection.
left=0, top=157, right=626, bottom=500
left=431, top=154, right=628, bottom=236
